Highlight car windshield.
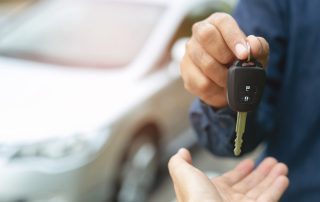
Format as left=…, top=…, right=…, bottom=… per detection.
left=0, top=1, right=164, bottom=68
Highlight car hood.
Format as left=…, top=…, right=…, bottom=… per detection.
left=0, top=59, right=140, bottom=144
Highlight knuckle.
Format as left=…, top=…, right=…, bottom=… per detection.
left=194, top=23, right=216, bottom=45
left=192, top=22, right=201, bottom=34
left=266, top=156, right=277, bottom=163
left=278, top=163, right=289, bottom=173
left=197, top=79, right=212, bottom=93
left=210, top=12, right=232, bottom=27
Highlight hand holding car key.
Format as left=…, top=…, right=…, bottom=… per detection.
left=227, top=44, right=266, bottom=156
left=180, top=13, right=270, bottom=156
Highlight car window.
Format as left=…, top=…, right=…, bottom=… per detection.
left=0, top=1, right=165, bottom=68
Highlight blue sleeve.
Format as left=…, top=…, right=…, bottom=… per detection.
left=190, top=0, right=288, bottom=157
left=190, top=99, right=236, bottom=156
left=190, top=99, right=265, bottom=156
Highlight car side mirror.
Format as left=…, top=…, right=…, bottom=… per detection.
left=168, top=37, right=189, bottom=76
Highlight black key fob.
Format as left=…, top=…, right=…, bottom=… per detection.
left=227, top=59, right=266, bottom=112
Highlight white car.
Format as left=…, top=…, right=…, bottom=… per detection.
left=0, top=0, right=233, bottom=201
left=0, top=0, right=37, bottom=26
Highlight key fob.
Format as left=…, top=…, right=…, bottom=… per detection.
left=227, top=59, right=266, bottom=112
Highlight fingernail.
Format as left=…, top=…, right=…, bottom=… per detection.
left=235, top=43, right=247, bottom=59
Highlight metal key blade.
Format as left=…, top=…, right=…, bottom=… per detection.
left=234, top=112, right=247, bottom=156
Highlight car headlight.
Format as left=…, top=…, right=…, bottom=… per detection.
left=1, top=127, right=110, bottom=161
left=20, top=136, right=89, bottom=159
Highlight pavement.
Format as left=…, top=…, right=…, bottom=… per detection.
left=149, top=145, right=263, bottom=202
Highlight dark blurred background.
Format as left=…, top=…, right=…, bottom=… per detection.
left=0, top=0, right=262, bottom=202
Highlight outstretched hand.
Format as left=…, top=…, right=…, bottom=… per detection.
left=168, top=148, right=289, bottom=202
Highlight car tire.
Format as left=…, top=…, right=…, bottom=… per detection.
left=115, top=126, right=160, bottom=202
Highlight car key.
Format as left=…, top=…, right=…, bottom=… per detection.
left=227, top=55, right=266, bottom=156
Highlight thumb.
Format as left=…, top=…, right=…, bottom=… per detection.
left=168, top=148, right=194, bottom=179
left=177, top=148, right=193, bottom=164
left=168, top=149, right=222, bottom=202
left=208, top=13, right=249, bottom=60
left=168, top=148, right=210, bottom=188
left=168, top=148, right=195, bottom=202
left=246, top=35, right=269, bottom=66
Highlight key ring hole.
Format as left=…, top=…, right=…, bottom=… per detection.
left=234, top=58, right=263, bottom=67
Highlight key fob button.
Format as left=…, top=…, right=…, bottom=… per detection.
left=239, top=84, right=257, bottom=104
left=240, top=95, right=251, bottom=103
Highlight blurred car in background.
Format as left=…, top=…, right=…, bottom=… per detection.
left=0, top=0, right=37, bottom=26
left=0, top=0, right=233, bottom=201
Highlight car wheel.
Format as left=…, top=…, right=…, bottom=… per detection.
left=116, top=128, right=160, bottom=202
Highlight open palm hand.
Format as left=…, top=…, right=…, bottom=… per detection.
left=168, top=149, right=289, bottom=202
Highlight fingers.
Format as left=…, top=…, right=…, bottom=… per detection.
left=257, top=176, right=289, bottom=202
left=181, top=12, right=269, bottom=109
left=192, top=21, right=234, bottom=65
left=177, top=148, right=192, bottom=164
left=207, top=13, right=248, bottom=60
left=217, top=159, right=255, bottom=185
left=168, top=148, right=192, bottom=180
left=233, top=157, right=278, bottom=193
left=246, top=162, right=288, bottom=199
left=192, top=13, right=269, bottom=64
left=168, top=148, right=221, bottom=202
left=246, top=35, right=270, bottom=66
left=168, top=148, right=194, bottom=202
left=168, top=148, right=199, bottom=192
left=186, top=38, right=228, bottom=88
left=180, top=54, right=227, bottom=107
